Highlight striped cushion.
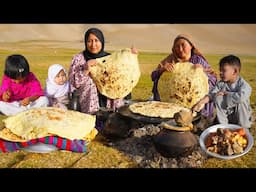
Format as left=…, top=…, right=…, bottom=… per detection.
left=0, top=136, right=87, bottom=153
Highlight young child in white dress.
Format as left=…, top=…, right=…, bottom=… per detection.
left=45, top=64, right=69, bottom=109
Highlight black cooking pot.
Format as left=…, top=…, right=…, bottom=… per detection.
left=153, top=129, right=198, bottom=158
left=95, top=107, right=114, bottom=122
left=101, top=113, right=133, bottom=139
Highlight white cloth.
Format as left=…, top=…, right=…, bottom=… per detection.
left=0, top=96, right=49, bottom=116
left=45, top=64, right=69, bottom=98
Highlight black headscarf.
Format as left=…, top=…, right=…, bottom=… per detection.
left=83, top=28, right=109, bottom=108
left=83, top=28, right=110, bottom=61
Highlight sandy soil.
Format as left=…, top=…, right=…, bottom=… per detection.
left=0, top=24, right=256, bottom=54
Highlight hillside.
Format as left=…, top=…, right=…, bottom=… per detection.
left=0, top=24, right=256, bottom=54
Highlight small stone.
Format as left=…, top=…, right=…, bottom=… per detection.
left=134, top=155, right=143, bottom=164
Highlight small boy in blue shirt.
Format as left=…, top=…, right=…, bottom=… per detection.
left=192, top=55, right=252, bottom=128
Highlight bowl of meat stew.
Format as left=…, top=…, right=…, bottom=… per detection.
left=199, top=124, right=254, bottom=159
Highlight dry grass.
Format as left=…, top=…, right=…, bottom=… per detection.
left=71, top=139, right=137, bottom=168
left=0, top=42, right=255, bottom=168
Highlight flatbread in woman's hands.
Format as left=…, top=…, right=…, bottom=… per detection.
left=158, top=62, right=209, bottom=108
left=90, top=48, right=141, bottom=99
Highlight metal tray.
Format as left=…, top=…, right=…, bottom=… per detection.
left=117, top=104, right=201, bottom=124
left=22, top=143, right=58, bottom=153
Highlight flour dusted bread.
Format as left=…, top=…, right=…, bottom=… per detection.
left=158, top=62, right=209, bottom=108
left=129, top=101, right=192, bottom=118
left=90, top=48, right=141, bottom=99
left=0, top=107, right=96, bottom=141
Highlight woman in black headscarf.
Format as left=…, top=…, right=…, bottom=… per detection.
left=68, top=28, right=125, bottom=116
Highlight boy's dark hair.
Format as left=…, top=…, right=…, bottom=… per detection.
left=219, top=55, right=241, bottom=72
left=4, top=54, right=30, bottom=79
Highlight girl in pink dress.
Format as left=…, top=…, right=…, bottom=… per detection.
left=0, top=54, right=49, bottom=116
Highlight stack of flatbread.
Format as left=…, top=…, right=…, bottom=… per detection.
left=0, top=107, right=97, bottom=142
left=129, top=101, right=194, bottom=119
left=90, top=48, right=141, bottom=99
left=158, top=62, right=209, bottom=108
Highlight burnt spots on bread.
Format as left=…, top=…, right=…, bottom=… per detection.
left=103, top=71, right=109, bottom=77
left=187, top=97, right=192, bottom=103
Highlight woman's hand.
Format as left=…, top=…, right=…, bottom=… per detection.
left=165, top=62, right=175, bottom=72
left=131, top=46, right=138, bottom=54
left=193, top=63, right=203, bottom=69
left=87, top=59, right=96, bottom=67
left=2, top=89, right=11, bottom=102
left=159, top=62, right=175, bottom=72
left=84, top=59, right=96, bottom=75
left=194, top=64, right=215, bottom=75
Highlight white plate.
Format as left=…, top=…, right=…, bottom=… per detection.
left=22, top=143, right=58, bottom=153
left=199, top=124, right=254, bottom=160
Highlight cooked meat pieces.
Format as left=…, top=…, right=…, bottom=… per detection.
left=205, top=128, right=247, bottom=156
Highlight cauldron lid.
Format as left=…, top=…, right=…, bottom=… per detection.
left=160, top=120, right=192, bottom=132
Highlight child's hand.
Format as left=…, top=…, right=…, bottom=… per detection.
left=2, top=90, right=11, bottom=101
left=216, top=91, right=227, bottom=96
left=192, top=101, right=204, bottom=113
left=192, top=95, right=210, bottom=112
left=191, top=104, right=199, bottom=113
left=20, top=98, right=30, bottom=106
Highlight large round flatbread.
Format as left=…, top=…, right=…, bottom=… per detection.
left=0, top=128, right=28, bottom=142
left=129, top=101, right=192, bottom=118
left=0, top=107, right=96, bottom=141
left=0, top=127, right=98, bottom=143
left=158, top=62, right=209, bottom=108
left=90, top=48, right=141, bottom=99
